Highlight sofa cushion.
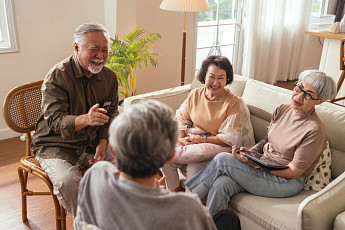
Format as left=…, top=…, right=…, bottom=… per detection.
left=190, top=75, right=204, bottom=89
left=122, top=85, right=190, bottom=112
left=241, top=79, right=291, bottom=142
left=315, top=102, right=345, bottom=178
left=239, top=98, right=255, bottom=148
left=332, top=148, right=345, bottom=179
left=229, top=190, right=315, bottom=229
left=304, top=142, right=332, bottom=191
left=241, top=79, right=292, bottom=116
left=249, top=114, right=271, bottom=142
left=226, top=75, right=248, bottom=97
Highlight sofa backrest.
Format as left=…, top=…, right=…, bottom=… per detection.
left=235, top=75, right=345, bottom=179
left=191, top=74, right=247, bottom=97
left=314, top=102, right=345, bottom=178
left=122, top=85, right=191, bottom=112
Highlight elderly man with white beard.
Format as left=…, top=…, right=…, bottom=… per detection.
left=31, top=22, right=119, bottom=217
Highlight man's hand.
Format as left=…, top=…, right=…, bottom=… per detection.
left=87, top=104, right=109, bottom=126
left=74, top=104, right=109, bottom=132
left=89, top=139, right=107, bottom=165
left=154, top=175, right=167, bottom=189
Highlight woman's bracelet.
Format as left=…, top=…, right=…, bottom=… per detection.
left=204, top=136, right=207, bottom=143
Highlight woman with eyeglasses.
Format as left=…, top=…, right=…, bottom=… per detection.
left=184, top=70, right=337, bottom=216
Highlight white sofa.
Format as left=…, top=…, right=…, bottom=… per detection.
left=123, top=75, right=345, bottom=230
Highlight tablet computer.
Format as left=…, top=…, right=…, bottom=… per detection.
left=237, top=150, right=288, bottom=171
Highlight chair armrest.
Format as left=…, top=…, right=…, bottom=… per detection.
left=297, top=171, right=345, bottom=230
left=122, top=84, right=191, bottom=111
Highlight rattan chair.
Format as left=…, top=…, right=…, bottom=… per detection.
left=330, top=38, right=345, bottom=103
left=2, top=80, right=67, bottom=230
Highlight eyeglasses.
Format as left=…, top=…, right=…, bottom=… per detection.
left=293, top=81, right=321, bottom=101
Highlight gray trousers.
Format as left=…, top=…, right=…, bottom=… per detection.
left=36, top=149, right=117, bottom=217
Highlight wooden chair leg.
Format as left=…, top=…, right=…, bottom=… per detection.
left=330, top=71, right=345, bottom=103
left=337, top=71, right=345, bottom=93
left=18, top=167, right=28, bottom=222
left=60, top=204, right=67, bottom=230
left=51, top=193, right=62, bottom=230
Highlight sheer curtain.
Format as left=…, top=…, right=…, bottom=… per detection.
left=238, top=0, right=312, bottom=84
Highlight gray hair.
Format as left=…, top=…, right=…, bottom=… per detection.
left=108, top=100, right=178, bottom=178
left=73, top=22, right=109, bottom=47
left=299, top=70, right=337, bottom=100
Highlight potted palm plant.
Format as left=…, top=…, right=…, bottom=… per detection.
left=106, top=28, right=161, bottom=98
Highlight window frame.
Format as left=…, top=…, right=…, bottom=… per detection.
left=0, top=0, right=17, bottom=53
left=312, top=0, right=329, bottom=15
left=193, top=0, right=244, bottom=73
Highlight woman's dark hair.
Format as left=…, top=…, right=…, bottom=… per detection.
left=196, top=55, right=233, bottom=85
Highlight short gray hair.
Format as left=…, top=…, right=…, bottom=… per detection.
left=73, top=22, right=109, bottom=47
left=299, top=70, right=337, bottom=100
left=108, top=100, right=178, bottom=178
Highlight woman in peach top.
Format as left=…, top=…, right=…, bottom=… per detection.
left=162, top=55, right=254, bottom=192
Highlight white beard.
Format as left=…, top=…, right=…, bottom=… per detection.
left=88, top=59, right=105, bottom=74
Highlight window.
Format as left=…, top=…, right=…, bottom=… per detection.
left=309, top=0, right=333, bottom=30
left=0, top=0, right=17, bottom=53
left=195, top=0, right=244, bottom=72
left=311, top=0, right=329, bottom=15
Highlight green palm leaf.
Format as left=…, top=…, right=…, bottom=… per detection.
left=106, top=27, right=161, bottom=98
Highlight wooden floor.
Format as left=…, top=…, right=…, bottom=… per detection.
left=0, top=137, right=73, bottom=230
left=274, top=80, right=295, bottom=91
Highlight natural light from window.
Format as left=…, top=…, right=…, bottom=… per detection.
left=195, top=0, right=242, bottom=73
left=309, top=0, right=333, bottom=30
left=0, top=0, right=17, bottom=53
left=195, top=0, right=331, bottom=74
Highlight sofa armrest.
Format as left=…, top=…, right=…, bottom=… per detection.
left=297, top=171, right=345, bottom=230
left=334, top=211, right=345, bottom=230
left=122, top=84, right=191, bottom=111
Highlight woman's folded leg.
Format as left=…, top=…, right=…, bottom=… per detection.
left=185, top=152, right=305, bottom=215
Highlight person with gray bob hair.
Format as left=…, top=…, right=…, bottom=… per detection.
left=299, top=70, right=337, bottom=101
left=109, top=99, right=178, bottom=177
left=74, top=100, right=218, bottom=230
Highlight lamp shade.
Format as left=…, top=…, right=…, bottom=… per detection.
left=160, top=0, right=209, bottom=12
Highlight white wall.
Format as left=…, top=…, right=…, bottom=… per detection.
left=302, top=36, right=323, bottom=70
left=0, top=0, right=106, bottom=139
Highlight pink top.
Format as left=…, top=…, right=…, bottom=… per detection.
left=264, top=104, right=327, bottom=177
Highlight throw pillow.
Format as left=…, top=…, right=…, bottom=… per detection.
left=303, top=141, right=332, bottom=191
left=238, top=97, right=255, bottom=148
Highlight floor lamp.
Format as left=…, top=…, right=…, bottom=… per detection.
left=160, top=0, right=209, bottom=85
